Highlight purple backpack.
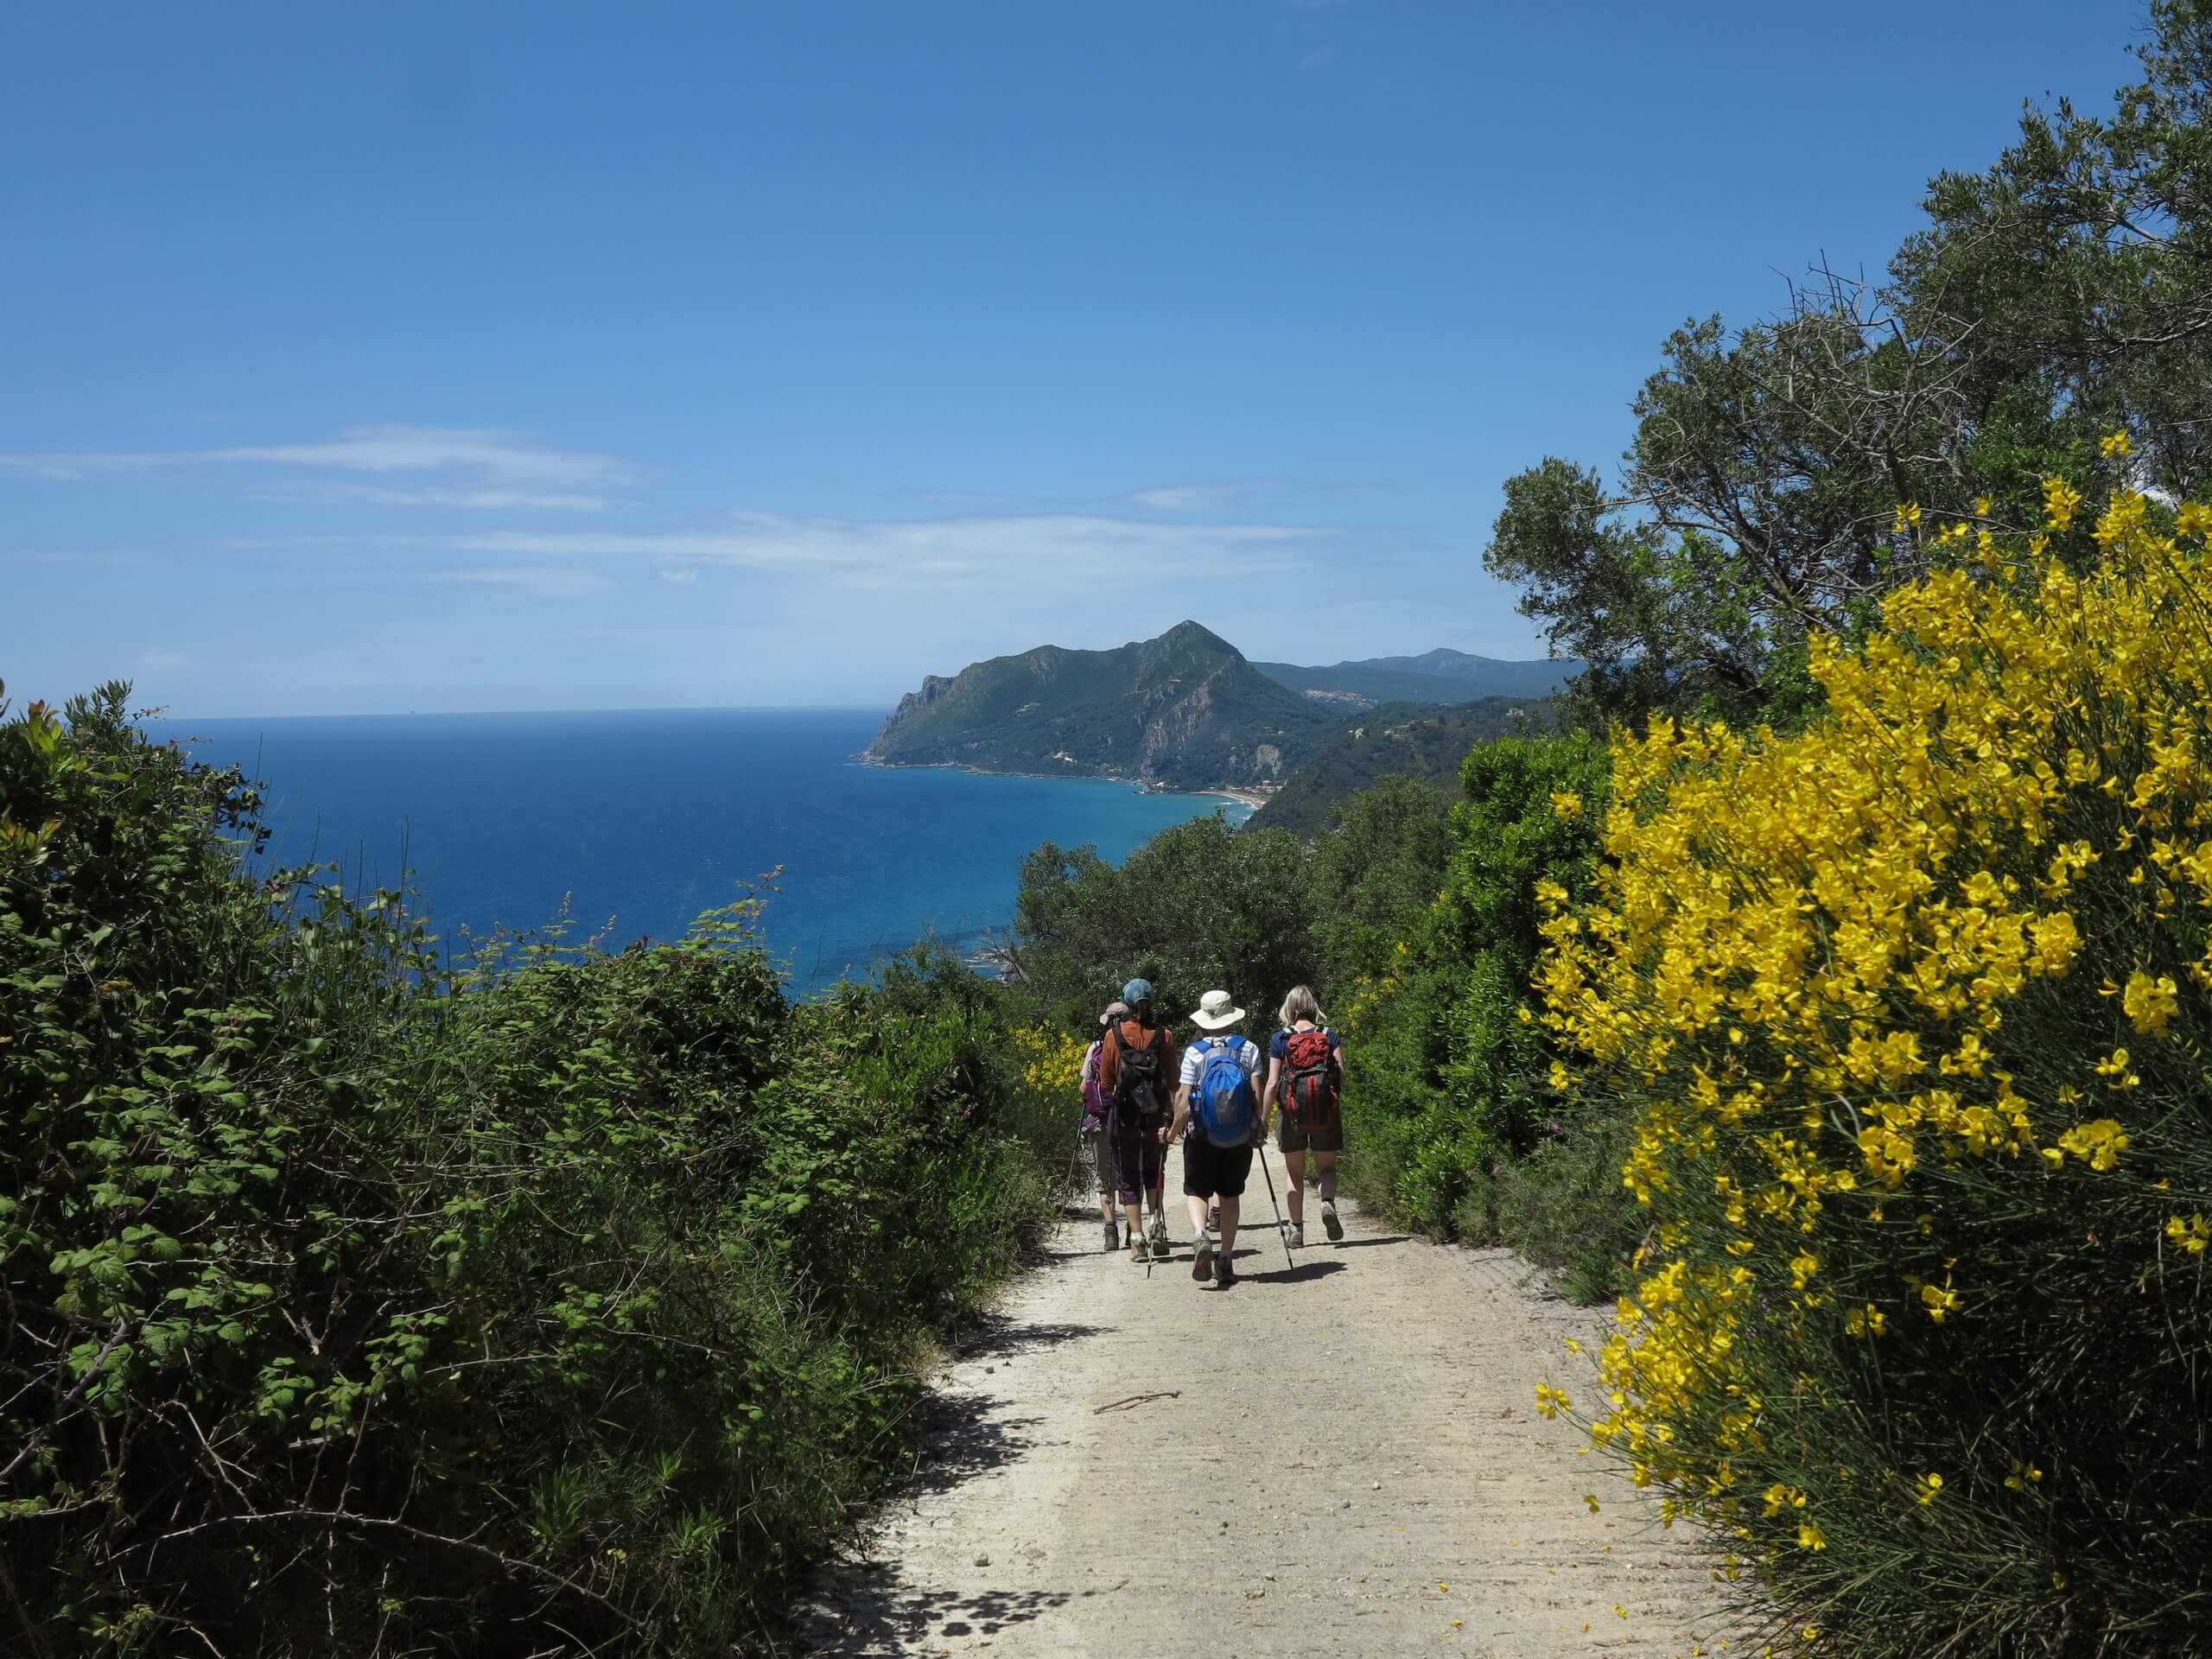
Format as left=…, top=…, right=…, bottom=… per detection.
left=1081, top=1041, right=1109, bottom=1128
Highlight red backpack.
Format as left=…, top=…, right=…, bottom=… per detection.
left=1279, top=1027, right=1340, bottom=1133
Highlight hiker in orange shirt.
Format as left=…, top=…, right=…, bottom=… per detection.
left=1095, top=978, right=1176, bottom=1262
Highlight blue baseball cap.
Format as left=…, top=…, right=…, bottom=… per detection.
left=1121, top=977, right=1154, bottom=1004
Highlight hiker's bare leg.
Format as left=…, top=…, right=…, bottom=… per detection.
left=1315, top=1150, right=1338, bottom=1205
left=1186, top=1192, right=1215, bottom=1236
left=1282, top=1147, right=1306, bottom=1225
left=1217, top=1195, right=1240, bottom=1256
left=1122, top=1199, right=1143, bottom=1237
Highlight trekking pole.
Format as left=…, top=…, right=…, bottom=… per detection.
left=1254, top=1135, right=1295, bottom=1268
left=1062, top=1122, right=1088, bottom=1211
left=1145, top=1128, right=1167, bottom=1280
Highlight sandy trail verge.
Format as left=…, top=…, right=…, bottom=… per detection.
left=793, top=1149, right=1726, bottom=1657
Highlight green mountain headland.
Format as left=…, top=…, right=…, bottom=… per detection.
left=1243, top=695, right=1560, bottom=835
left=868, top=624, right=1569, bottom=796
left=1252, top=647, right=1580, bottom=707
left=865, top=620, right=1333, bottom=790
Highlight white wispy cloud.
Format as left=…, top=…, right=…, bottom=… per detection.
left=434, top=565, right=614, bottom=599
left=0, top=424, right=638, bottom=507
left=457, top=510, right=1335, bottom=588
left=1126, top=483, right=1252, bottom=513
left=224, top=508, right=1345, bottom=599
left=250, top=480, right=616, bottom=512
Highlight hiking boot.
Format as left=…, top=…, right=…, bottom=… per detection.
left=1103, top=1218, right=1121, bottom=1253
left=1205, top=1207, right=1221, bottom=1241
left=1285, top=1221, right=1305, bottom=1249
left=1321, top=1201, right=1344, bottom=1243
left=1192, top=1237, right=1216, bottom=1284
left=1132, top=1236, right=1151, bottom=1263
left=1147, top=1211, right=1170, bottom=1252
left=1215, top=1251, right=1236, bottom=1287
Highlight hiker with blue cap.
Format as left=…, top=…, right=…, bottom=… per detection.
left=1095, top=977, right=1177, bottom=1262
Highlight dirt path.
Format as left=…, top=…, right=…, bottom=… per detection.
left=794, top=1151, right=1727, bottom=1658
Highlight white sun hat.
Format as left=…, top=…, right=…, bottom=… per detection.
left=1190, top=989, right=1246, bottom=1030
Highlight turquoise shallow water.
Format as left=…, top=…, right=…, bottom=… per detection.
left=147, top=708, right=1245, bottom=994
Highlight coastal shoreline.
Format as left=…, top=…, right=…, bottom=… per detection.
left=1203, top=786, right=1268, bottom=810
left=854, top=752, right=1266, bottom=816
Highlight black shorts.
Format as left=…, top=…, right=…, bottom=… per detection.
left=1182, top=1136, right=1255, bottom=1199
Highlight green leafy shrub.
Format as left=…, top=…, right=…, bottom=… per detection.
left=0, top=683, right=1058, bottom=1656
left=1007, top=814, right=1319, bottom=1023
left=1338, top=734, right=1626, bottom=1284
left=1456, top=1116, right=1644, bottom=1303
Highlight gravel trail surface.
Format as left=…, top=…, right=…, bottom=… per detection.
left=796, top=1153, right=1726, bottom=1658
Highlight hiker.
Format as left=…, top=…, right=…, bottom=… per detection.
left=1096, top=978, right=1176, bottom=1262
left=1169, top=988, right=1265, bottom=1287
left=1078, top=1001, right=1128, bottom=1250
left=1262, top=983, right=1344, bottom=1246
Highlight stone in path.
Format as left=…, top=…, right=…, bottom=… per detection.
left=793, top=1154, right=1728, bottom=1657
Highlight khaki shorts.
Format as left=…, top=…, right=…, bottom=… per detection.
left=1276, top=1111, right=1343, bottom=1154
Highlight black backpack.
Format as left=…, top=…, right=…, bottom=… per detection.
left=1112, top=1024, right=1170, bottom=1125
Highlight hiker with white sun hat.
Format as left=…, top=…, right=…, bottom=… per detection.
left=1167, top=988, right=1265, bottom=1287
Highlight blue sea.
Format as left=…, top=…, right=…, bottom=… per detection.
left=144, top=709, right=1246, bottom=995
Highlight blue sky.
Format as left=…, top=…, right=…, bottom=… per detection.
left=2, top=2, right=2144, bottom=716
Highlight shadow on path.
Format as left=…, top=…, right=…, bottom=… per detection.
left=791, top=1575, right=1072, bottom=1656
left=1328, top=1234, right=1412, bottom=1249
left=897, top=1395, right=1046, bottom=1498
left=951, top=1313, right=1109, bottom=1362
left=1243, top=1258, right=1348, bottom=1286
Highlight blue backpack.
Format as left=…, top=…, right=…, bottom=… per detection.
left=1192, top=1036, right=1259, bottom=1147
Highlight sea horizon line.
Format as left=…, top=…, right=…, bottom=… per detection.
left=139, top=702, right=893, bottom=725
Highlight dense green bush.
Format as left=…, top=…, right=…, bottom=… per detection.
left=0, top=683, right=1058, bottom=1656
left=1454, top=1116, right=1643, bottom=1303
left=1335, top=734, right=1630, bottom=1287
left=1305, top=775, right=1455, bottom=988
left=1006, top=813, right=1320, bottom=1023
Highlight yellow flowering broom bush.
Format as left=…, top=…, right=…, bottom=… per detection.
left=1010, top=1023, right=1087, bottom=1099
left=1539, top=478, right=2212, bottom=1653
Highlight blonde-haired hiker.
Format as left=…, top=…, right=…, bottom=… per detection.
left=1262, top=985, right=1344, bottom=1246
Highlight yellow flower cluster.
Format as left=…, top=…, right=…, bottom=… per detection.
left=1009, top=1026, right=1087, bottom=1096
left=1538, top=477, right=2212, bottom=1549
